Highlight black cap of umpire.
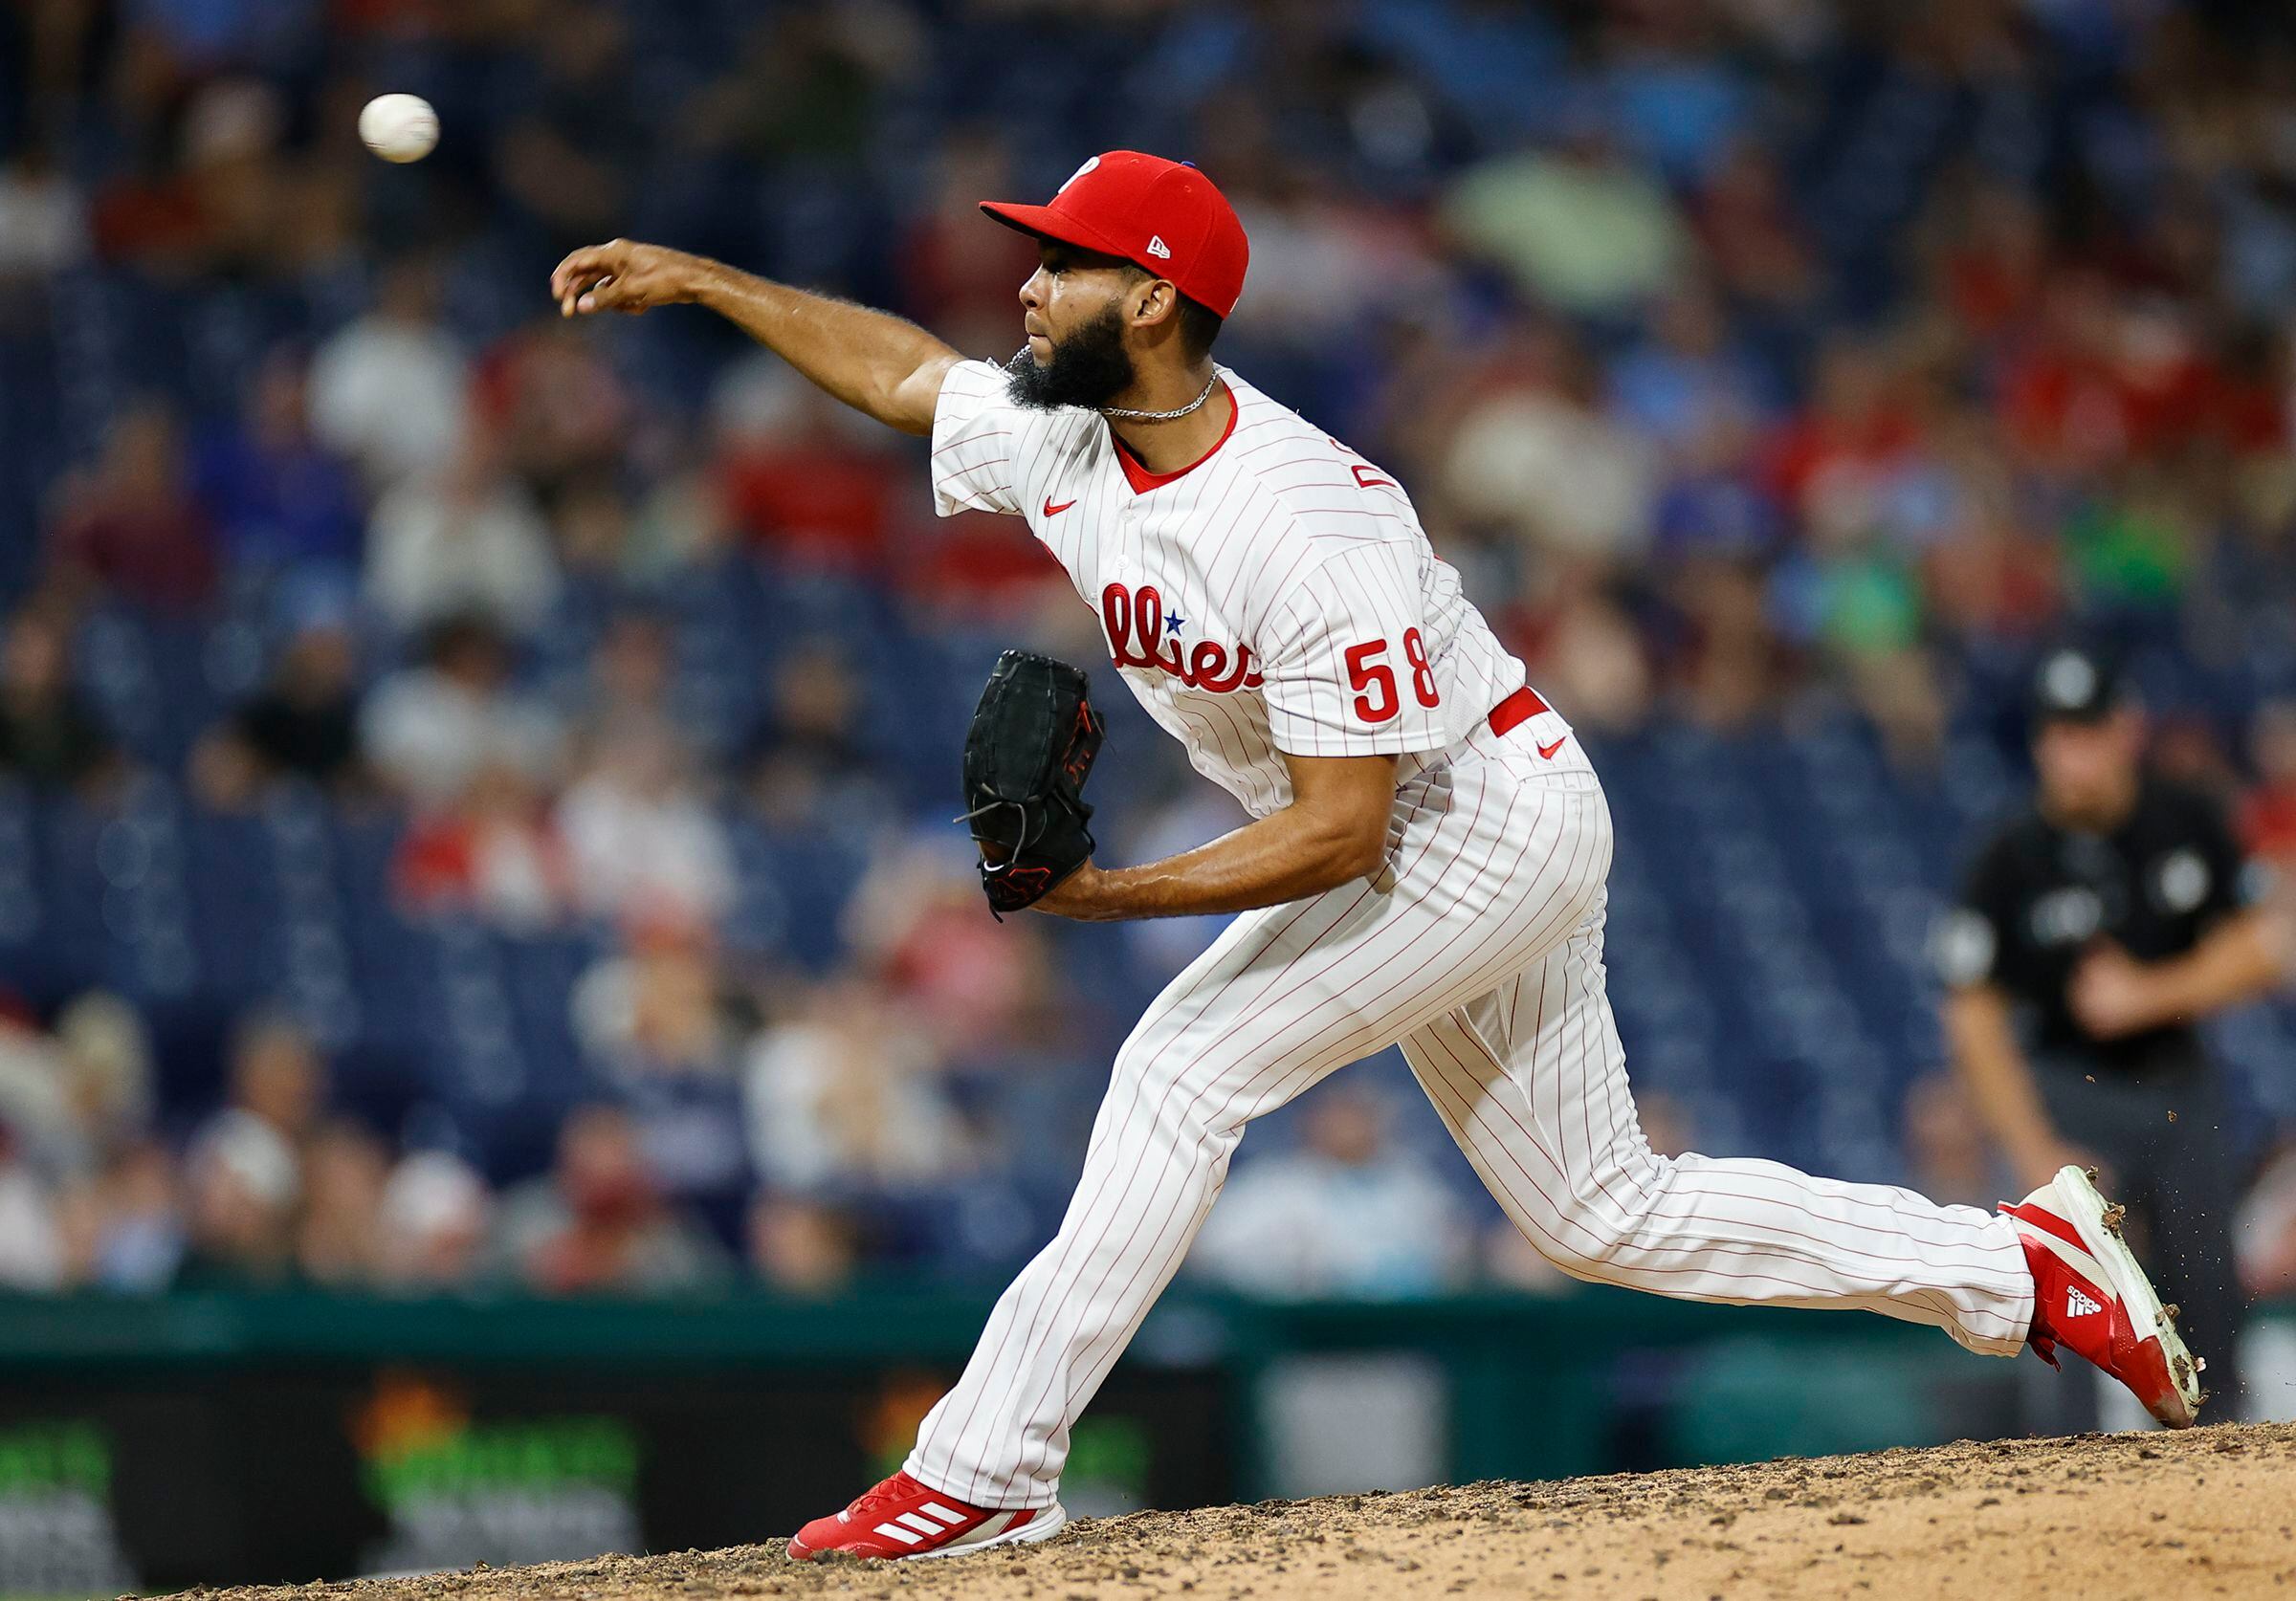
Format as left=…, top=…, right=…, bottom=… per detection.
left=2029, top=643, right=2129, bottom=727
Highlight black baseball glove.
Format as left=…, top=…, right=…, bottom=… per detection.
left=960, top=649, right=1106, bottom=917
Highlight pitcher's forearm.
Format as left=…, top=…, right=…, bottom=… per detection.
left=1049, top=810, right=1384, bottom=922
left=552, top=239, right=963, bottom=435
left=1035, top=753, right=1402, bottom=922
left=690, top=262, right=963, bottom=435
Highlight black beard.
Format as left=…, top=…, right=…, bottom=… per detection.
left=1003, top=302, right=1137, bottom=411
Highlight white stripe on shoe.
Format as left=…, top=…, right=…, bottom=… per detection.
left=906, top=1504, right=1067, bottom=1562
left=2011, top=1217, right=2113, bottom=1292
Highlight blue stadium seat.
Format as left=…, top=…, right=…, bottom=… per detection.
left=724, top=816, right=867, bottom=971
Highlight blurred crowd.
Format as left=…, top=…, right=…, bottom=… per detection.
left=3, top=0, right=2296, bottom=1301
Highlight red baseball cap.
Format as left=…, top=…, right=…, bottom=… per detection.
left=981, top=150, right=1249, bottom=319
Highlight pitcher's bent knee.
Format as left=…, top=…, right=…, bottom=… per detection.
left=1528, top=1156, right=1677, bottom=1278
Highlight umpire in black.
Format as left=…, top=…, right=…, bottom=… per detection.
left=1938, top=644, right=2285, bottom=1422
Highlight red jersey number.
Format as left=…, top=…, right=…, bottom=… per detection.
left=1345, top=631, right=1440, bottom=724
left=1402, top=628, right=1440, bottom=707
left=1345, top=640, right=1398, bottom=723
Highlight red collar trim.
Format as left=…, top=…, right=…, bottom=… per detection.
left=1110, top=383, right=1239, bottom=493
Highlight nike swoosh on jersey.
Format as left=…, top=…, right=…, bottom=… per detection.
left=1043, top=496, right=1077, bottom=516
left=1536, top=735, right=1567, bottom=759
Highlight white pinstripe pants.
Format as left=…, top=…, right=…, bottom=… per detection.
left=906, top=724, right=2036, bottom=1509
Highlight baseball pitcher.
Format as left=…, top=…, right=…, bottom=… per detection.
left=551, top=151, right=2205, bottom=1561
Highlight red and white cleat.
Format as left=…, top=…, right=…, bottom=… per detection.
left=787, top=1472, right=1068, bottom=1562
left=2002, top=1165, right=2206, bottom=1429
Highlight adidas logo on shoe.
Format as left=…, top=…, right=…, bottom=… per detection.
left=872, top=1502, right=973, bottom=1546
left=2066, top=1285, right=2104, bottom=1319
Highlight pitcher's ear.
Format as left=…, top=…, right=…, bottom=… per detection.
left=1132, top=276, right=1179, bottom=331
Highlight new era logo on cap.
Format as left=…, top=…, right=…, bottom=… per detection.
left=1147, top=234, right=1172, bottom=259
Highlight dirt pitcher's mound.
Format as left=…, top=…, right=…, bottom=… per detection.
left=192, top=1422, right=2296, bottom=1601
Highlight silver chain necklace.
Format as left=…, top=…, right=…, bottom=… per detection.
left=1099, top=372, right=1219, bottom=422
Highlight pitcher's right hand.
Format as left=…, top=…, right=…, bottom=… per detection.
left=552, top=239, right=705, bottom=317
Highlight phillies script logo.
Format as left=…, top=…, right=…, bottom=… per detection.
left=1101, top=583, right=1264, bottom=692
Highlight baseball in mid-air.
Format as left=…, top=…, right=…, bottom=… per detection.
left=359, top=94, right=438, bottom=164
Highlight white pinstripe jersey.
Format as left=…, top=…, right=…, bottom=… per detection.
left=931, top=360, right=1544, bottom=818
